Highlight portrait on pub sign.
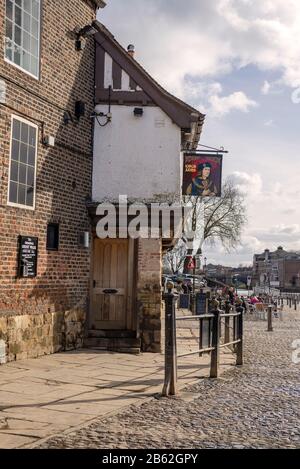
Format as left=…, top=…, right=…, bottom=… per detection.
left=182, top=154, right=223, bottom=197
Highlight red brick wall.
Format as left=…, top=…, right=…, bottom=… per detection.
left=0, top=0, right=97, bottom=359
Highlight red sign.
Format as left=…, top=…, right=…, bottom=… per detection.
left=186, top=257, right=195, bottom=269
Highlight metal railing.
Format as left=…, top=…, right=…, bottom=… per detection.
left=162, top=291, right=243, bottom=397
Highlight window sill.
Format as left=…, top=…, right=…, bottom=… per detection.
left=4, top=57, right=40, bottom=82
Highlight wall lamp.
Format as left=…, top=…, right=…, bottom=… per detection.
left=75, top=24, right=97, bottom=51
left=134, top=107, right=144, bottom=117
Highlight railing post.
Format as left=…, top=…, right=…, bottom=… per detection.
left=224, top=301, right=231, bottom=344
left=199, top=316, right=203, bottom=357
left=210, top=309, right=220, bottom=379
left=236, top=310, right=243, bottom=366
left=162, top=288, right=177, bottom=396
left=267, top=304, right=273, bottom=332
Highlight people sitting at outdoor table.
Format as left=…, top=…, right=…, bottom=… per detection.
left=182, top=282, right=189, bottom=294
left=250, top=295, right=260, bottom=305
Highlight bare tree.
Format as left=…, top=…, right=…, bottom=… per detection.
left=163, top=179, right=247, bottom=273
left=202, top=179, right=247, bottom=249
left=164, top=240, right=187, bottom=274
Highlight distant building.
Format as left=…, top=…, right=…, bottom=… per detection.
left=205, top=264, right=252, bottom=286
left=253, top=247, right=300, bottom=292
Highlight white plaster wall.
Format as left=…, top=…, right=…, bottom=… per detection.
left=93, top=105, right=182, bottom=203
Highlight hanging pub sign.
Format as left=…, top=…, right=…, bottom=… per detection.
left=186, top=256, right=195, bottom=270
left=182, top=153, right=223, bottom=197
left=18, top=236, right=38, bottom=278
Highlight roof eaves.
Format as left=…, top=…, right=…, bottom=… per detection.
left=93, top=20, right=205, bottom=143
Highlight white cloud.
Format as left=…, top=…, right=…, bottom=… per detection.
left=181, top=80, right=257, bottom=116
left=249, top=224, right=300, bottom=252
left=228, top=171, right=263, bottom=197
left=101, top=0, right=300, bottom=97
left=208, top=91, right=258, bottom=116
left=264, top=119, right=274, bottom=126
left=261, top=80, right=271, bottom=95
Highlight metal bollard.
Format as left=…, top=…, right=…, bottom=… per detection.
left=267, top=305, right=273, bottom=332
left=210, top=309, right=220, bottom=379
left=224, top=302, right=231, bottom=344
left=162, top=289, right=177, bottom=396
left=236, top=309, right=244, bottom=366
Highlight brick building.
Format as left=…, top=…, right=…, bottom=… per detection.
left=253, top=247, right=300, bottom=292
left=0, top=2, right=204, bottom=362
left=0, top=0, right=106, bottom=362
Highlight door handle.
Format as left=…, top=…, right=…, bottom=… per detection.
left=93, top=280, right=96, bottom=288
left=103, top=289, right=118, bottom=295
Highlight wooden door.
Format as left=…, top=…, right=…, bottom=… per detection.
left=91, top=239, right=133, bottom=330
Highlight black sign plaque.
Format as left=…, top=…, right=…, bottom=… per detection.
left=196, top=292, right=207, bottom=315
left=18, top=236, right=38, bottom=278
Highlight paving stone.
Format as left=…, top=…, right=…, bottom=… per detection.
left=36, top=313, right=300, bottom=449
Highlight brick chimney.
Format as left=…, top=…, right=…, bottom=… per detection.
left=127, top=44, right=135, bottom=58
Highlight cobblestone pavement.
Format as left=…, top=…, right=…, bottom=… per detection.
left=38, top=313, right=300, bottom=449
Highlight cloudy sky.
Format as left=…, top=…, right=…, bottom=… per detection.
left=99, top=0, right=300, bottom=266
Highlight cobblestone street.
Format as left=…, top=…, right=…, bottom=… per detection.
left=38, top=313, right=300, bottom=449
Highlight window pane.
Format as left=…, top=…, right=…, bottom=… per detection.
left=15, top=0, right=22, bottom=7
left=21, top=123, right=29, bottom=143
left=18, top=184, right=26, bottom=205
left=26, top=186, right=34, bottom=207
left=5, top=43, right=13, bottom=61
left=6, top=0, right=13, bottom=21
left=10, top=161, right=19, bottom=182
left=14, top=26, right=22, bottom=46
left=14, top=48, right=21, bottom=66
left=27, top=166, right=34, bottom=186
left=31, top=37, right=38, bottom=56
left=6, top=19, right=13, bottom=40
left=15, top=6, right=22, bottom=26
left=11, top=139, right=20, bottom=161
left=23, top=12, right=31, bottom=32
left=23, top=51, right=31, bottom=71
left=9, top=182, right=18, bottom=204
left=23, top=31, right=31, bottom=52
left=20, top=143, right=28, bottom=163
left=31, top=17, right=38, bottom=38
left=23, top=0, right=31, bottom=13
left=32, top=0, right=40, bottom=19
left=27, top=145, right=35, bottom=166
left=19, top=163, right=27, bottom=184
left=29, top=126, right=36, bottom=146
left=12, top=119, right=21, bottom=139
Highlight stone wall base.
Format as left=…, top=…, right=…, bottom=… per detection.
left=0, top=308, right=85, bottom=364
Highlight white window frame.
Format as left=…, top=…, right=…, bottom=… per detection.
left=7, top=114, right=38, bottom=210
left=4, top=0, right=41, bottom=80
